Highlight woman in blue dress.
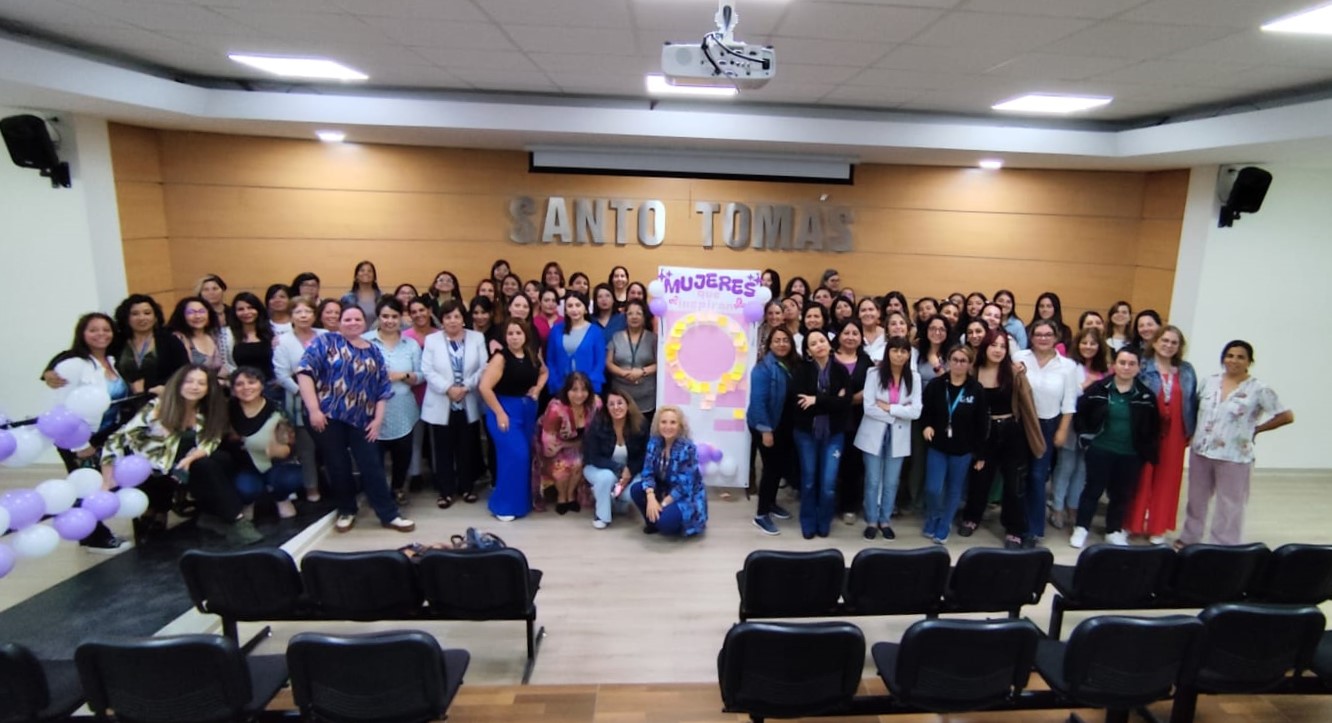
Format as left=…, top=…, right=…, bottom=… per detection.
left=479, top=319, right=547, bottom=521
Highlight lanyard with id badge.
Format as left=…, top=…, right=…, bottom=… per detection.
left=945, top=384, right=966, bottom=439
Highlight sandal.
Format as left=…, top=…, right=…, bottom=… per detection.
left=437, top=496, right=454, bottom=509
left=462, top=492, right=479, bottom=504
left=1172, top=539, right=1188, bottom=551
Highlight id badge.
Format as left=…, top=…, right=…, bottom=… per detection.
left=946, top=424, right=953, bottom=439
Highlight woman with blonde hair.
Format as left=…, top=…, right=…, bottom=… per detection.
left=630, top=406, right=708, bottom=537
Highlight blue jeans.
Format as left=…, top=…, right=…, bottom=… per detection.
left=1026, top=416, right=1060, bottom=538
left=585, top=464, right=633, bottom=523
left=1051, top=442, right=1086, bottom=511
left=234, top=462, right=305, bottom=505
left=863, top=451, right=904, bottom=527
left=923, top=447, right=972, bottom=541
left=794, top=430, right=844, bottom=537
left=313, top=419, right=401, bottom=523
left=629, top=481, right=683, bottom=535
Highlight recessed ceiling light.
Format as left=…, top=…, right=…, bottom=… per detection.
left=229, top=54, right=368, bottom=81
left=645, top=74, right=738, bottom=98
left=992, top=94, right=1112, bottom=114
left=316, top=130, right=346, bottom=143
left=1262, top=3, right=1332, bottom=34
left=978, top=159, right=1004, bottom=170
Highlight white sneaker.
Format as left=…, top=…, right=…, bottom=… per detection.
left=1070, top=526, right=1089, bottom=549
left=382, top=517, right=416, bottom=532
left=841, top=512, right=857, bottom=525
left=242, top=504, right=255, bottom=521
left=276, top=500, right=298, bottom=519
left=1106, top=530, right=1129, bottom=546
left=1148, top=535, right=1167, bottom=545
left=495, top=514, right=516, bottom=522
left=592, top=519, right=609, bottom=530
left=334, top=514, right=356, bottom=533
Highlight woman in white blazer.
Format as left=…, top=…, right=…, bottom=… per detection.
left=853, top=336, right=922, bottom=540
left=272, top=297, right=327, bottom=500
left=421, top=300, right=488, bottom=508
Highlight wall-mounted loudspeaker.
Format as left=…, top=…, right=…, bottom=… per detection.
left=1217, top=165, right=1271, bottom=228
left=0, top=114, right=71, bottom=188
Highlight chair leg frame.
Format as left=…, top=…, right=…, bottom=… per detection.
left=522, top=618, right=546, bottom=685
left=1050, top=595, right=1066, bottom=639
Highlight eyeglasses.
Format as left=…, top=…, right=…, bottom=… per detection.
left=1033, top=332, right=1055, bottom=339
left=185, top=309, right=210, bottom=316
left=949, top=357, right=970, bottom=364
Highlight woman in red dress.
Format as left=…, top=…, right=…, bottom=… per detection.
left=1127, top=325, right=1197, bottom=544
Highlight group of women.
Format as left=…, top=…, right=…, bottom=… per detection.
left=40, top=259, right=708, bottom=550
left=42, top=260, right=1291, bottom=550
left=748, top=273, right=1294, bottom=550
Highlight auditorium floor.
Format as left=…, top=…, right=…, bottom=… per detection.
left=2, top=468, right=1331, bottom=721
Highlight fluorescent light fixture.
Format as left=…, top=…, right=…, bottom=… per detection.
left=229, top=54, right=368, bottom=81
left=978, top=159, right=1004, bottom=170
left=992, top=93, right=1112, bottom=114
left=645, top=74, right=738, bottom=98
left=1262, top=3, right=1332, bottom=34
left=315, top=130, right=346, bottom=143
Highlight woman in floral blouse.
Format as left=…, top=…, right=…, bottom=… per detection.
left=1178, top=340, right=1293, bottom=547
left=630, top=406, right=708, bottom=537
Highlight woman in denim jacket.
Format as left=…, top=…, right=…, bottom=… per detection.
left=630, top=406, right=707, bottom=537
left=748, top=327, right=800, bottom=535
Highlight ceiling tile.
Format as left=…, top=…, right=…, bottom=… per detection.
left=60, top=0, right=260, bottom=34
left=874, top=43, right=1017, bottom=73
left=985, top=53, right=1136, bottom=81
left=1168, top=31, right=1332, bottom=70
left=529, top=53, right=653, bottom=74
left=907, top=12, right=1096, bottom=53
left=774, top=4, right=943, bottom=43
left=476, top=0, right=631, bottom=29
left=958, top=0, right=1149, bottom=19
left=208, top=8, right=375, bottom=42
left=505, top=25, right=639, bottom=55
left=842, top=67, right=974, bottom=91
left=547, top=71, right=648, bottom=96
left=370, top=64, right=469, bottom=89
left=771, top=63, right=868, bottom=85
left=407, top=47, right=538, bottom=72
left=445, top=68, right=558, bottom=93
left=323, top=0, right=489, bottom=21
left=0, top=0, right=131, bottom=28
left=1208, top=65, right=1332, bottom=93
left=1089, top=59, right=1253, bottom=87
left=1041, top=21, right=1239, bottom=60
left=821, top=84, right=924, bottom=108
left=744, top=82, right=832, bottom=104
left=359, top=17, right=514, bottom=50
left=1118, top=0, right=1318, bottom=29
left=198, top=0, right=337, bottom=10
left=631, top=0, right=789, bottom=35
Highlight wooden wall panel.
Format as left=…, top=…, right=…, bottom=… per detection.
left=111, top=127, right=1189, bottom=326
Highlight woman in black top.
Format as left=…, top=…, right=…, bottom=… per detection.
left=920, top=345, right=989, bottom=544
left=478, top=319, right=547, bottom=521
left=791, top=329, right=851, bottom=539
left=227, top=292, right=277, bottom=400
left=582, top=390, right=649, bottom=529
left=112, top=293, right=183, bottom=402
left=832, top=321, right=873, bottom=525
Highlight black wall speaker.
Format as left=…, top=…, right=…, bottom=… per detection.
left=1218, top=166, right=1272, bottom=228
left=0, top=114, right=71, bottom=188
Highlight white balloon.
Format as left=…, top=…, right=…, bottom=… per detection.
left=0, top=506, right=9, bottom=535
left=67, top=468, right=104, bottom=499
left=0, top=428, right=46, bottom=468
left=702, top=461, right=719, bottom=479
left=648, top=279, right=666, bottom=298
left=65, top=386, right=112, bottom=426
left=114, top=488, right=149, bottom=519
left=53, top=358, right=85, bottom=385
left=755, top=286, right=773, bottom=305
left=12, top=524, right=60, bottom=559
left=719, top=457, right=739, bottom=479
left=35, top=479, right=77, bottom=515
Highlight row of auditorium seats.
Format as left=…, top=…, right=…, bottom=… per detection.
left=718, top=604, right=1332, bottom=723
left=179, top=546, right=545, bottom=683
left=736, top=543, right=1332, bottom=635
left=1, top=629, right=468, bottom=722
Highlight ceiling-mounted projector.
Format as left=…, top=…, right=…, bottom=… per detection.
left=661, top=1, right=775, bottom=90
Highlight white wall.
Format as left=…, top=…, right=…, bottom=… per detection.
left=0, top=107, right=124, bottom=459
left=1173, top=164, right=1332, bottom=470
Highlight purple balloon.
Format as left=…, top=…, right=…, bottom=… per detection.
left=36, top=405, right=81, bottom=441
left=0, top=429, right=15, bottom=464
left=648, top=298, right=668, bottom=317
left=742, top=298, right=767, bottom=324
left=113, top=455, right=153, bottom=489
left=695, top=442, right=714, bottom=462
left=53, top=420, right=92, bottom=450
left=83, top=490, right=120, bottom=521
left=53, top=508, right=97, bottom=541
left=0, top=543, right=14, bottom=578
left=0, top=490, right=46, bottom=530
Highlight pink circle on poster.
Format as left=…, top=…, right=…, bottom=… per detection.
left=677, top=324, right=737, bottom=382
